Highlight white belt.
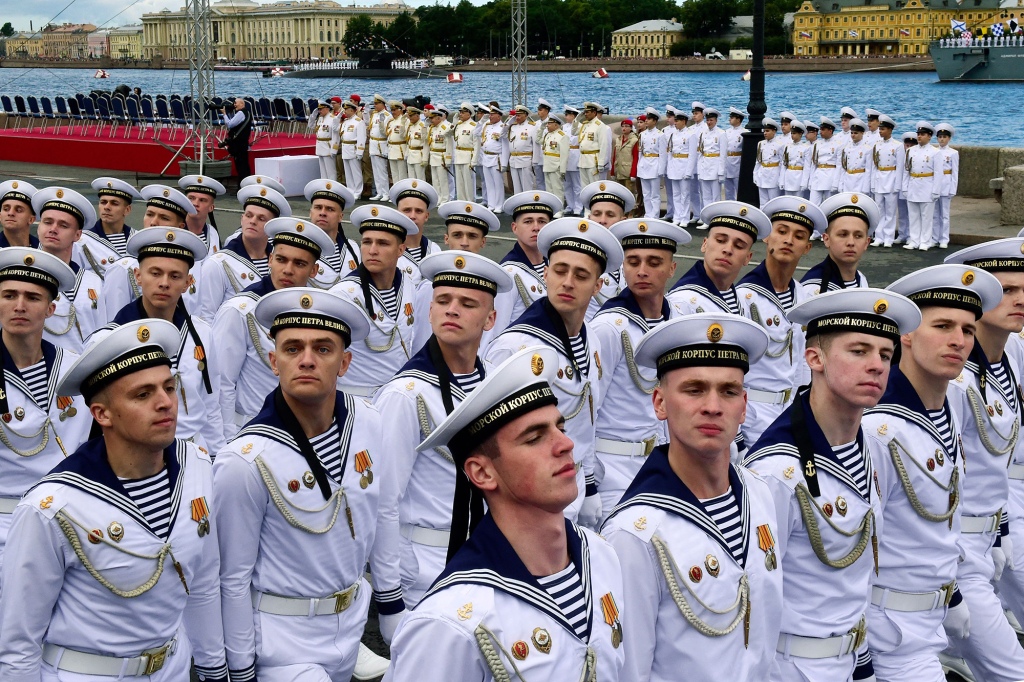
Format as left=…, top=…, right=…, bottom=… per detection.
left=340, top=385, right=380, bottom=398
left=747, top=387, right=793, bottom=405
left=1009, top=464, right=1024, bottom=480
left=0, top=497, right=18, bottom=514
left=961, top=511, right=1001, bottom=534
left=401, top=523, right=451, bottom=547
left=871, top=582, right=955, bottom=612
left=43, top=638, right=177, bottom=677
left=777, top=616, right=866, bottom=659
left=253, top=582, right=360, bottom=617
left=596, top=436, right=658, bottom=457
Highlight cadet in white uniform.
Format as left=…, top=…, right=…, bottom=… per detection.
left=580, top=181, right=637, bottom=320
left=0, top=247, right=89, bottom=577
left=0, top=180, right=39, bottom=249
left=373, top=251, right=511, bottom=609
left=453, top=103, right=479, bottom=202
left=305, top=178, right=361, bottom=279
left=486, top=218, right=624, bottom=528
left=800, top=193, right=875, bottom=296
left=368, top=94, right=394, bottom=201
left=74, top=177, right=140, bottom=279
left=534, top=98, right=553, bottom=189
left=478, top=106, right=507, bottom=212
left=725, top=106, right=746, bottom=200
left=496, top=191, right=561, bottom=334
left=864, top=264, right=1002, bottom=682
left=904, top=121, right=942, bottom=252
left=391, top=178, right=442, bottom=293
left=404, top=106, right=428, bottom=182
left=386, top=100, right=409, bottom=186
left=896, top=131, right=917, bottom=246
left=754, top=118, right=783, bottom=207
left=637, top=108, right=666, bottom=219
left=664, top=110, right=692, bottom=227
left=839, top=119, right=872, bottom=195
left=313, top=101, right=341, bottom=181
left=696, top=107, right=728, bottom=211
left=869, top=115, right=903, bottom=247
left=604, top=313, right=783, bottom=682
left=340, top=100, right=367, bottom=196
left=504, top=105, right=537, bottom=194
left=563, top=105, right=584, bottom=216
left=427, top=107, right=454, bottom=202
left=745, top=289, right=921, bottom=682
left=931, top=123, right=959, bottom=249
left=387, top=346, right=627, bottom=682
left=591, top=218, right=691, bottom=517
left=808, top=117, right=841, bottom=206
left=0, top=319, right=227, bottom=681
left=577, top=102, right=610, bottom=188
left=541, top=114, right=569, bottom=207
left=779, top=120, right=811, bottom=199
left=178, top=174, right=225, bottom=254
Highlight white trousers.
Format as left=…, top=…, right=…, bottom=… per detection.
left=725, top=176, right=739, bottom=201
left=482, top=165, right=505, bottom=210
left=867, top=602, right=947, bottom=682
left=663, top=177, right=676, bottom=220
left=897, top=197, right=909, bottom=241
left=510, top=166, right=535, bottom=194
left=873, top=191, right=899, bottom=243
left=689, top=176, right=703, bottom=217
left=580, top=166, right=598, bottom=188
left=564, top=171, right=583, bottom=214
left=343, top=158, right=363, bottom=196
left=906, top=200, right=935, bottom=248
left=545, top=171, right=565, bottom=207
left=389, top=158, right=408, bottom=184
left=534, top=164, right=546, bottom=191
left=455, top=164, right=474, bottom=201
left=670, top=178, right=690, bottom=223
left=447, top=166, right=457, bottom=200
left=640, top=177, right=661, bottom=218
left=318, top=155, right=338, bottom=181
left=429, top=163, right=449, bottom=202
left=931, top=195, right=952, bottom=245
left=370, top=155, right=389, bottom=198
left=700, top=179, right=722, bottom=210
left=809, top=188, right=833, bottom=206
left=407, top=162, right=426, bottom=181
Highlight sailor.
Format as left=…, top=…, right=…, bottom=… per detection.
left=591, top=218, right=691, bottom=517
left=368, top=93, right=393, bottom=202
left=496, top=190, right=562, bottom=331
left=452, top=103, right=479, bottom=202
left=503, top=105, right=537, bottom=194
left=579, top=181, right=636, bottom=320
left=542, top=113, right=570, bottom=210
left=834, top=106, right=857, bottom=148
left=305, top=178, right=361, bottom=280
left=178, top=174, right=225, bottom=254
left=477, top=105, right=506, bottom=212
left=864, top=264, right=1003, bottom=682
left=213, top=218, right=333, bottom=439
left=864, top=108, right=882, bottom=147
left=391, top=178, right=442, bottom=293
left=668, top=200, right=771, bottom=318
left=941, top=239, right=1024, bottom=682
left=896, top=131, right=917, bottom=246
left=577, top=102, right=610, bottom=188
left=239, top=173, right=287, bottom=196
left=0, top=247, right=88, bottom=575
left=196, top=184, right=290, bottom=322
left=486, top=217, right=624, bottom=529
left=404, top=106, right=428, bottom=182
left=687, top=102, right=708, bottom=222
left=637, top=108, right=665, bottom=220
left=839, top=118, right=873, bottom=195
left=778, top=111, right=796, bottom=139
left=931, top=123, right=959, bottom=250
left=665, top=109, right=693, bottom=227
left=744, top=288, right=921, bottom=682
left=604, top=312, right=782, bottom=681
left=386, top=345, right=627, bottom=682
left=74, top=177, right=141, bottom=279
left=534, top=98, right=553, bottom=190
left=737, top=196, right=826, bottom=447
left=597, top=105, right=616, bottom=181
left=105, top=228, right=224, bottom=455
left=212, top=284, right=395, bottom=682
left=386, top=100, right=409, bottom=187
left=313, top=101, right=341, bottom=181
left=563, top=105, right=584, bottom=216
left=725, top=106, right=746, bottom=200
left=804, top=119, right=819, bottom=146
left=340, top=99, right=367, bottom=197
left=472, top=103, right=490, bottom=202
left=425, top=106, right=453, bottom=202
left=696, top=107, right=729, bottom=212
left=331, top=205, right=419, bottom=397
left=31, top=187, right=107, bottom=352
left=904, top=121, right=942, bottom=251
left=753, top=118, right=783, bottom=207
left=778, top=119, right=811, bottom=200
left=373, top=251, right=511, bottom=611
left=0, top=319, right=227, bottom=681
left=860, top=114, right=901, bottom=246
left=800, top=192, right=875, bottom=296
left=0, top=180, right=39, bottom=249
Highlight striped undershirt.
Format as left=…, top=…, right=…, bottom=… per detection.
left=644, top=316, right=665, bottom=327
left=532, top=262, right=546, bottom=277
left=309, top=420, right=343, bottom=483
left=378, top=285, right=400, bottom=320
left=569, top=333, right=589, bottom=377
left=834, top=440, right=869, bottom=499
left=104, top=231, right=128, bottom=257
left=536, top=564, right=588, bottom=639
left=927, top=406, right=956, bottom=455
left=992, top=362, right=1018, bottom=413
left=252, top=257, right=269, bottom=279
left=325, top=250, right=343, bottom=275
left=121, top=470, right=172, bottom=540
left=19, top=360, right=49, bottom=407
left=719, top=288, right=740, bottom=315
left=197, top=229, right=210, bottom=248
left=454, top=369, right=483, bottom=393
left=406, top=245, right=424, bottom=263
left=775, top=286, right=794, bottom=312
left=702, top=489, right=744, bottom=564
left=844, top=279, right=859, bottom=288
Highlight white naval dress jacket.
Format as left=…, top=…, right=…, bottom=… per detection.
left=196, top=236, right=271, bottom=323
left=495, top=242, right=547, bottom=337
left=697, top=127, right=729, bottom=181
left=839, top=140, right=873, bottom=194
left=386, top=515, right=626, bottom=682
left=369, top=110, right=393, bottom=158
left=664, top=126, right=692, bottom=180
left=102, top=254, right=204, bottom=319
left=603, top=451, right=784, bottom=682
left=0, top=439, right=226, bottom=681
left=779, top=140, right=811, bottom=193
left=72, top=222, right=135, bottom=281
left=738, top=263, right=809, bottom=394
left=753, top=137, right=782, bottom=189
left=871, top=138, right=905, bottom=195
left=668, top=260, right=746, bottom=317
left=808, top=138, right=842, bottom=192
left=636, top=128, right=665, bottom=180
left=213, top=391, right=394, bottom=674
left=43, top=262, right=107, bottom=353
left=903, top=144, right=942, bottom=203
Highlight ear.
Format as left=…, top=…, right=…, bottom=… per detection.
left=90, top=401, right=113, bottom=429
left=700, top=238, right=709, bottom=254
left=482, top=307, right=497, bottom=332
left=337, top=349, right=353, bottom=378
left=668, top=260, right=677, bottom=278
left=46, top=299, right=57, bottom=319
left=805, top=343, right=825, bottom=374
left=269, top=350, right=279, bottom=376
left=464, top=454, right=499, bottom=493
left=652, top=384, right=668, bottom=421
left=900, top=332, right=913, bottom=353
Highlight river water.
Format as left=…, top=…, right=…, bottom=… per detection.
left=1, top=66, right=1021, bottom=145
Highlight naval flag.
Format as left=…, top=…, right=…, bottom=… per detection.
left=991, top=22, right=1005, bottom=36
left=849, top=29, right=859, bottom=38
left=800, top=31, right=812, bottom=38
left=951, top=18, right=967, bottom=33
left=900, top=28, right=911, bottom=36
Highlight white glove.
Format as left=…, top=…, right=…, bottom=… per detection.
left=1005, top=534, right=1016, bottom=570
left=378, top=610, right=406, bottom=645
left=993, top=544, right=1008, bottom=582
left=579, top=494, right=603, bottom=531
left=943, top=600, right=971, bottom=639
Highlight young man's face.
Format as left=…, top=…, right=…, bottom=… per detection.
left=91, top=366, right=178, bottom=451
left=97, top=195, right=131, bottom=226
left=730, top=114, right=743, bottom=127
left=270, top=327, right=351, bottom=404
left=143, top=205, right=184, bottom=229
left=0, top=281, right=55, bottom=335
left=675, top=117, right=688, bottom=130
left=764, top=220, right=812, bottom=269
left=763, top=128, right=776, bottom=141
left=981, top=272, right=1024, bottom=335
left=821, top=126, right=834, bottom=140
left=544, top=249, right=603, bottom=318
left=309, top=199, right=343, bottom=235
left=791, top=131, right=802, bottom=143
left=510, top=212, right=550, bottom=249
left=269, top=244, right=317, bottom=289
left=706, top=115, right=718, bottom=130
left=241, top=205, right=274, bottom=240
left=135, top=257, right=190, bottom=315
left=902, top=306, right=976, bottom=382
left=429, top=285, right=496, bottom=347
left=806, top=332, right=894, bottom=409
left=623, top=248, right=676, bottom=299
left=187, top=192, right=215, bottom=222
left=588, top=202, right=625, bottom=229
left=360, top=231, right=405, bottom=275
left=850, top=129, right=864, bottom=144
left=36, top=209, right=82, bottom=255
left=444, top=224, right=487, bottom=252
left=691, top=110, right=704, bottom=123
left=806, top=129, right=818, bottom=142
left=823, top=216, right=869, bottom=269
left=937, top=131, right=951, bottom=146
left=646, top=118, right=659, bottom=131
left=0, top=199, right=34, bottom=233
left=917, top=131, right=932, bottom=146
left=398, top=197, right=429, bottom=232
left=879, top=126, right=893, bottom=141
left=654, top=365, right=747, bottom=460
left=701, top=228, right=754, bottom=285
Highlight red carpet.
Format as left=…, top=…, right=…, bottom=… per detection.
left=0, top=124, right=314, bottom=175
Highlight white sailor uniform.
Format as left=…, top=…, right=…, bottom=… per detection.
left=779, top=139, right=811, bottom=198
left=385, top=515, right=626, bottom=682
left=72, top=222, right=135, bottom=281
left=870, top=137, right=904, bottom=244
left=664, top=125, right=693, bottom=224
left=667, top=260, right=746, bottom=317
left=725, top=123, right=745, bottom=201
left=696, top=127, right=728, bottom=210
left=43, top=262, right=107, bottom=353
left=808, top=137, right=841, bottom=205
left=564, top=119, right=583, bottom=215
left=494, top=242, right=547, bottom=340
left=0, top=438, right=227, bottom=681
left=196, top=236, right=271, bottom=323
left=401, top=238, right=444, bottom=351
left=603, top=451, right=784, bottom=682
left=101, top=254, right=204, bottom=320
left=504, top=120, right=537, bottom=194
left=903, top=144, right=941, bottom=250
left=754, top=137, right=783, bottom=206
left=839, top=139, right=872, bottom=195
left=478, top=119, right=506, bottom=212
left=637, top=127, right=665, bottom=219
left=214, top=391, right=390, bottom=682
left=799, top=257, right=868, bottom=298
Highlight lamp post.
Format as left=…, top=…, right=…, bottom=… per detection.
left=737, top=0, right=767, bottom=205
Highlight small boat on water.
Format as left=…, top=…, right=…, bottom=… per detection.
left=592, top=68, right=609, bottom=78
left=94, top=69, right=109, bottom=79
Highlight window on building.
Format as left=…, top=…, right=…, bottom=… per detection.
left=915, top=43, right=921, bottom=52
left=916, top=28, right=921, bottom=35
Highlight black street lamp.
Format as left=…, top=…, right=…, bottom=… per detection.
left=738, top=0, right=767, bottom=206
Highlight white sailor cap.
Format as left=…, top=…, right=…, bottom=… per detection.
left=350, top=204, right=419, bottom=238
left=901, top=131, right=917, bottom=143
left=304, top=178, right=355, bottom=210
left=819, top=192, right=880, bottom=233
left=458, top=101, right=474, bottom=113
left=666, top=105, right=678, bottom=116
left=877, top=114, right=896, bottom=129
left=580, top=180, right=636, bottom=214
left=420, top=250, right=513, bottom=296
left=762, top=117, right=779, bottom=130
left=438, top=200, right=500, bottom=233
left=729, top=106, right=746, bottom=118
left=254, top=287, right=368, bottom=348
left=141, top=184, right=197, bottom=219
left=849, top=118, right=867, bottom=132
left=602, top=105, right=610, bottom=115
left=789, top=288, right=921, bottom=341
left=503, top=190, right=562, bottom=219
left=343, top=99, right=360, bottom=110
left=674, top=108, right=690, bottom=120
left=888, top=264, right=1002, bottom=319
left=373, top=93, right=387, bottom=105
left=488, top=104, right=503, bottom=115
left=691, top=101, right=706, bottom=112
left=316, top=100, right=331, bottom=110
left=778, top=110, right=797, bottom=122
left=406, top=105, right=423, bottom=115
left=390, top=178, right=439, bottom=211
left=127, top=227, right=208, bottom=266
left=936, top=122, right=955, bottom=136
left=762, top=195, right=827, bottom=236
left=178, top=174, right=226, bottom=198
left=237, top=184, right=291, bottom=218
left=789, top=119, right=806, bottom=133
left=511, top=104, right=530, bottom=116
left=31, top=186, right=97, bottom=229
left=916, top=120, right=935, bottom=134
left=564, top=104, right=580, bottom=115
left=474, top=102, right=489, bottom=112
left=610, top=218, right=691, bottom=252
left=0, top=247, right=76, bottom=297
left=840, top=106, right=857, bottom=119
left=699, top=200, right=772, bottom=241
left=91, top=177, right=142, bottom=204
left=635, top=313, right=769, bottom=378
left=945, top=238, right=1024, bottom=272
left=644, top=106, right=660, bottom=119
left=537, top=98, right=553, bottom=110
left=58, top=319, right=179, bottom=402
left=435, top=105, right=450, bottom=118
left=865, top=108, right=881, bottom=119
left=547, top=113, right=564, bottom=125
left=240, top=174, right=287, bottom=195
left=266, top=217, right=336, bottom=259
left=804, top=120, right=819, bottom=131
left=819, top=116, right=836, bottom=129
left=390, top=100, right=405, bottom=110
left=0, top=180, right=38, bottom=209
left=538, top=218, right=624, bottom=274
left=704, top=107, right=721, bottom=118
left=583, top=101, right=601, bottom=112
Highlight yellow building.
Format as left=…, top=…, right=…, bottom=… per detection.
left=5, top=32, right=45, bottom=58
left=109, top=25, right=144, bottom=60
left=42, top=23, right=96, bottom=59
left=142, top=0, right=411, bottom=61
left=792, top=0, right=1014, bottom=56
left=611, top=19, right=684, bottom=58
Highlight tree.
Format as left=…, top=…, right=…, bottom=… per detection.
left=384, top=12, right=418, bottom=55
left=1, top=22, right=14, bottom=38
left=343, top=15, right=375, bottom=57
left=679, top=0, right=738, bottom=38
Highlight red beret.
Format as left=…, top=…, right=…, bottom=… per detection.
left=622, top=119, right=634, bottom=126
left=329, top=96, right=342, bottom=103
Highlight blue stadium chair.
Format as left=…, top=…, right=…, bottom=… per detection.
left=54, top=96, right=72, bottom=134
left=65, top=97, right=86, bottom=135
left=155, top=97, right=173, bottom=138
left=126, top=97, right=145, bottom=138
left=39, top=97, right=59, bottom=133
left=13, top=96, right=29, bottom=131
left=26, top=96, right=45, bottom=132
left=140, top=97, right=158, bottom=137
left=110, top=96, right=130, bottom=138
left=96, top=97, right=113, bottom=137
left=1, top=95, right=20, bottom=130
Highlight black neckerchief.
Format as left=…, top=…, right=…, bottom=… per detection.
left=338, top=229, right=360, bottom=267
left=427, top=335, right=456, bottom=414
left=818, top=255, right=845, bottom=294
left=273, top=387, right=333, bottom=501
left=357, top=263, right=378, bottom=319
left=790, top=385, right=820, bottom=497
left=542, top=297, right=585, bottom=377
left=175, top=299, right=212, bottom=395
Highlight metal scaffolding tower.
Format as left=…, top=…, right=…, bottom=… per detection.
left=177, top=0, right=217, bottom=171
left=511, top=0, right=527, bottom=105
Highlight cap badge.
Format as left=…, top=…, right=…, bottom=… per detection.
left=23, top=254, right=34, bottom=266
left=874, top=299, right=888, bottom=315
left=296, top=223, right=304, bottom=232
left=56, top=189, right=64, bottom=199
left=370, top=207, right=379, bottom=217
left=256, top=177, right=263, bottom=183
left=707, top=323, right=724, bottom=343
left=162, top=189, right=170, bottom=197
left=798, top=204, right=807, bottom=213
left=578, top=221, right=588, bottom=232
left=454, top=256, right=466, bottom=269
left=599, top=183, right=606, bottom=191
left=11, top=181, right=18, bottom=188
left=533, top=194, right=540, bottom=201
left=106, top=181, right=112, bottom=188
left=851, top=194, right=859, bottom=204
left=259, top=189, right=267, bottom=197
left=1019, top=243, right=1024, bottom=255
left=962, top=270, right=975, bottom=285
left=465, top=204, right=473, bottom=212
left=638, top=223, right=648, bottom=232
left=137, top=326, right=151, bottom=342
left=531, top=353, right=545, bottom=376
left=411, top=180, right=418, bottom=188
left=300, top=294, right=313, bottom=309
left=739, top=207, right=748, bottom=216
left=166, top=231, right=175, bottom=241
left=197, top=177, right=203, bottom=182
left=325, top=182, right=332, bottom=189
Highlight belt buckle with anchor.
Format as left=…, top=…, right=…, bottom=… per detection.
left=642, top=435, right=657, bottom=457
left=333, top=588, right=355, bottom=613
left=849, top=616, right=867, bottom=652
left=940, top=581, right=956, bottom=607
left=142, top=642, right=171, bottom=675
